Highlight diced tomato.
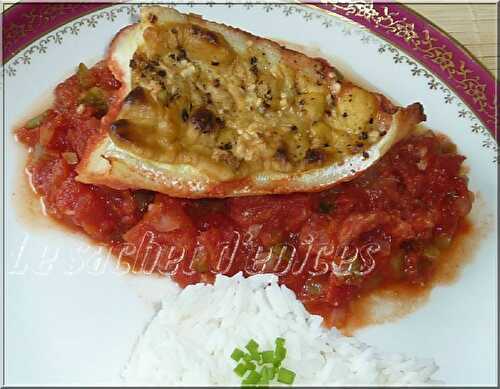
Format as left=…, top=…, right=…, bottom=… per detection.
left=30, top=155, right=72, bottom=197
left=229, top=194, right=313, bottom=246
left=298, top=213, right=335, bottom=256
left=66, top=115, right=100, bottom=157
left=55, top=75, right=82, bottom=113
left=16, top=127, right=40, bottom=147
left=15, top=60, right=473, bottom=328
left=93, top=65, right=121, bottom=90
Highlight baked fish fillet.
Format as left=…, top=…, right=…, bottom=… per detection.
left=76, top=6, right=425, bottom=198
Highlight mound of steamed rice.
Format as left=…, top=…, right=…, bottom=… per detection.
left=123, top=273, right=440, bottom=386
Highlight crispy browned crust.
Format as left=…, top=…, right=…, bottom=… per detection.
left=76, top=23, right=138, bottom=180
left=185, top=10, right=335, bottom=80
left=76, top=6, right=426, bottom=198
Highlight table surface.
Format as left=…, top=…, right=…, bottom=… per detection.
left=3, top=2, right=498, bottom=76
left=408, top=3, right=497, bottom=76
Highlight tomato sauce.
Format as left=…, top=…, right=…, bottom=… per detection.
left=16, top=62, right=474, bottom=328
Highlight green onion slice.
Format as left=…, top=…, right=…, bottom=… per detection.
left=232, top=337, right=295, bottom=386
left=231, top=348, right=245, bottom=362
left=245, top=339, right=259, bottom=353
left=242, top=370, right=261, bottom=385
left=261, top=350, right=274, bottom=364
left=277, top=367, right=296, bottom=385
left=233, top=363, right=248, bottom=377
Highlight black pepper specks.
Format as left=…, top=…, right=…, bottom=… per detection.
left=191, top=25, right=219, bottom=45
left=205, top=93, right=213, bottom=105
left=249, top=56, right=258, bottom=75
left=362, top=151, right=370, bottom=159
left=275, top=147, right=288, bottom=162
left=124, top=87, right=146, bottom=104
left=177, top=48, right=188, bottom=61
left=148, top=13, right=158, bottom=24
left=190, top=108, right=217, bottom=134
left=305, top=149, right=326, bottom=164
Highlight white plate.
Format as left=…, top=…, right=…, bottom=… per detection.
left=3, top=3, right=497, bottom=386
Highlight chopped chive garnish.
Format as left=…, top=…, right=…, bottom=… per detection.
left=277, top=367, right=296, bottom=385
left=249, top=350, right=261, bottom=363
left=274, top=346, right=287, bottom=362
left=231, top=348, right=245, bottom=362
left=261, top=350, right=274, bottom=364
left=232, top=337, right=295, bottom=387
left=242, top=370, right=261, bottom=385
left=261, top=366, right=275, bottom=380
left=245, top=361, right=256, bottom=371
left=243, top=354, right=253, bottom=363
left=234, top=363, right=248, bottom=377
left=245, top=339, right=259, bottom=353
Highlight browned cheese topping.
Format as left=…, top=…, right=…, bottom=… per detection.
left=109, top=19, right=388, bottom=180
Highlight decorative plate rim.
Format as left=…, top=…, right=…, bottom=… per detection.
left=2, top=1, right=497, bottom=139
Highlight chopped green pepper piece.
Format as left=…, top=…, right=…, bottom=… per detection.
left=77, top=63, right=94, bottom=89
left=79, top=87, right=108, bottom=117
left=434, top=234, right=452, bottom=249
left=25, top=111, right=47, bottom=129
left=423, top=245, right=440, bottom=260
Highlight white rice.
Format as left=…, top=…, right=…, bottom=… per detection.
left=122, top=273, right=440, bottom=386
